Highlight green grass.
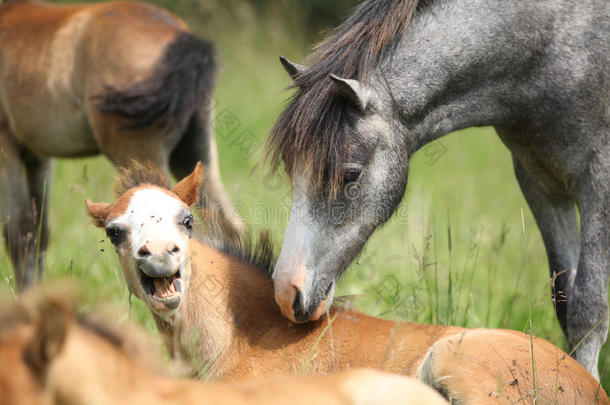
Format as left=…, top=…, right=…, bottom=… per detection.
left=0, top=1, right=608, bottom=393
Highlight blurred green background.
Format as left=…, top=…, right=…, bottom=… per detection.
left=0, top=0, right=607, bottom=390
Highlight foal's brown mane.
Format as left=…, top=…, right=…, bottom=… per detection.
left=267, top=0, right=420, bottom=194
left=114, top=160, right=170, bottom=196
left=115, top=162, right=277, bottom=278
left=193, top=222, right=277, bottom=279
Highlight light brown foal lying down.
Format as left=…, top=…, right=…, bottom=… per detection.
left=86, top=162, right=608, bottom=404
left=0, top=288, right=447, bottom=405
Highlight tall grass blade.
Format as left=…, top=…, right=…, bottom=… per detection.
left=447, top=209, right=453, bottom=325
left=34, top=180, right=47, bottom=280
left=521, top=207, right=537, bottom=403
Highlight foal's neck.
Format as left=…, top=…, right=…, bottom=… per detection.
left=166, top=238, right=283, bottom=373
left=155, top=241, right=459, bottom=382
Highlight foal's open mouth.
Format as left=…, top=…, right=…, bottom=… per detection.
left=139, top=268, right=183, bottom=311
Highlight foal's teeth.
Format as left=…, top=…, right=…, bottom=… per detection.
left=150, top=274, right=181, bottom=300
left=174, top=279, right=183, bottom=294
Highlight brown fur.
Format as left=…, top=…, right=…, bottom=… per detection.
left=0, top=0, right=241, bottom=291
left=267, top=0, right=420, bottom=194
left=87, top=164, right=609, bottom=404
left=421, top=330, right=606, bottom=403
left=0, top=288, right=448, bottom=405
left=0, top=1, right=191, bottom=163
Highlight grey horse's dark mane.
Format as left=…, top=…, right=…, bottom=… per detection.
left=115, top=162, right=276, bottom=278
left=267, top=0, right=420, bottom=194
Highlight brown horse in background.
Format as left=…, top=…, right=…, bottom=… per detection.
left=0, top=0, right=241, bottom=292
left=86, top=162, right=608, bottom=404
left=0, top=286, right=448, bottom=405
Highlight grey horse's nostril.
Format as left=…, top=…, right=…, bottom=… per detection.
left=137, top=245, right=151, bottom=258
left=292, top=290, right=313, bottom=323
left=292, top=289, right=302, bottom=314
left=170, top=245, right=180, bottom=254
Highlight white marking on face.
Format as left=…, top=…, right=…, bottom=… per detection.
left=274, top=174, right=318, bottom=305
left=110, top=188, right=187, bottom=257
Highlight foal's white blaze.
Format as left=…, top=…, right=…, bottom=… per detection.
left=107, top=187, right=192, bottom=315
left=112, top=188, right=187, bottom=259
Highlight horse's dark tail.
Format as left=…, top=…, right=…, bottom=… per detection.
left=95, top=32, right=217, bottom=133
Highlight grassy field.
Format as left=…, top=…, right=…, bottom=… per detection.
left=0, top=0, right=608, bottom=392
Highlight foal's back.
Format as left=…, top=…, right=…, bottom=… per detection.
left=238, top=308, right=607, bottom=404
left=339, top=312, right=606, bottom=403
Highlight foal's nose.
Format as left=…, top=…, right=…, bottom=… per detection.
left=137, top=240, right=180, bottom=258
left=136, top=240, right=182, bottom=277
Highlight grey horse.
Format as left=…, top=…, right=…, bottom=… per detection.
left=268, top=0, right=609, bottom=379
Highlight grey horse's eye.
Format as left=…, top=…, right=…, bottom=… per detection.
left=343, top=166, right=362, bottom=183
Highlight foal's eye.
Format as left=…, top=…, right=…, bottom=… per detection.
left=182, top=215, right=193, bottom=231
left=105, top=225, right=126, bottom=245
left=342, top=166, right=362, bottom=184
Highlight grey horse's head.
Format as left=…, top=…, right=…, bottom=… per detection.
left=269, top=57, right=410, bottom=322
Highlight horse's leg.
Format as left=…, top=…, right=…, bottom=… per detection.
left=512, top=157, right=580, bottom=334
left=0, top=129, right=40, bottom=291
left=569, top=158, right=610, bottom=381
left=169, top=109, right=243, bottom=234
left=22, top=150, right=52, bottom=284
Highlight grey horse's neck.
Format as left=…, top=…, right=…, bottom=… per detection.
left=376, top=0, right=606, bottom=151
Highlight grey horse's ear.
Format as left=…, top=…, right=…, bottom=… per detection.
left=279, top=56, right=307, bottom=80
left=329, top=74, right=369, bottom=111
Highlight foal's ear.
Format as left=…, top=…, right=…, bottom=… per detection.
left=279, top=56, right=308, bottom=81
left=85, top=200, right=112, bottom=228
left=172, top=161, right=203, bottom=206
left=25, top=299, right=70, bottom=376
left=329, top=74, right=370, bottom=111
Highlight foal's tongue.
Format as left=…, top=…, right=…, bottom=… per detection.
left=153, top=277, right=176, bottom=298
